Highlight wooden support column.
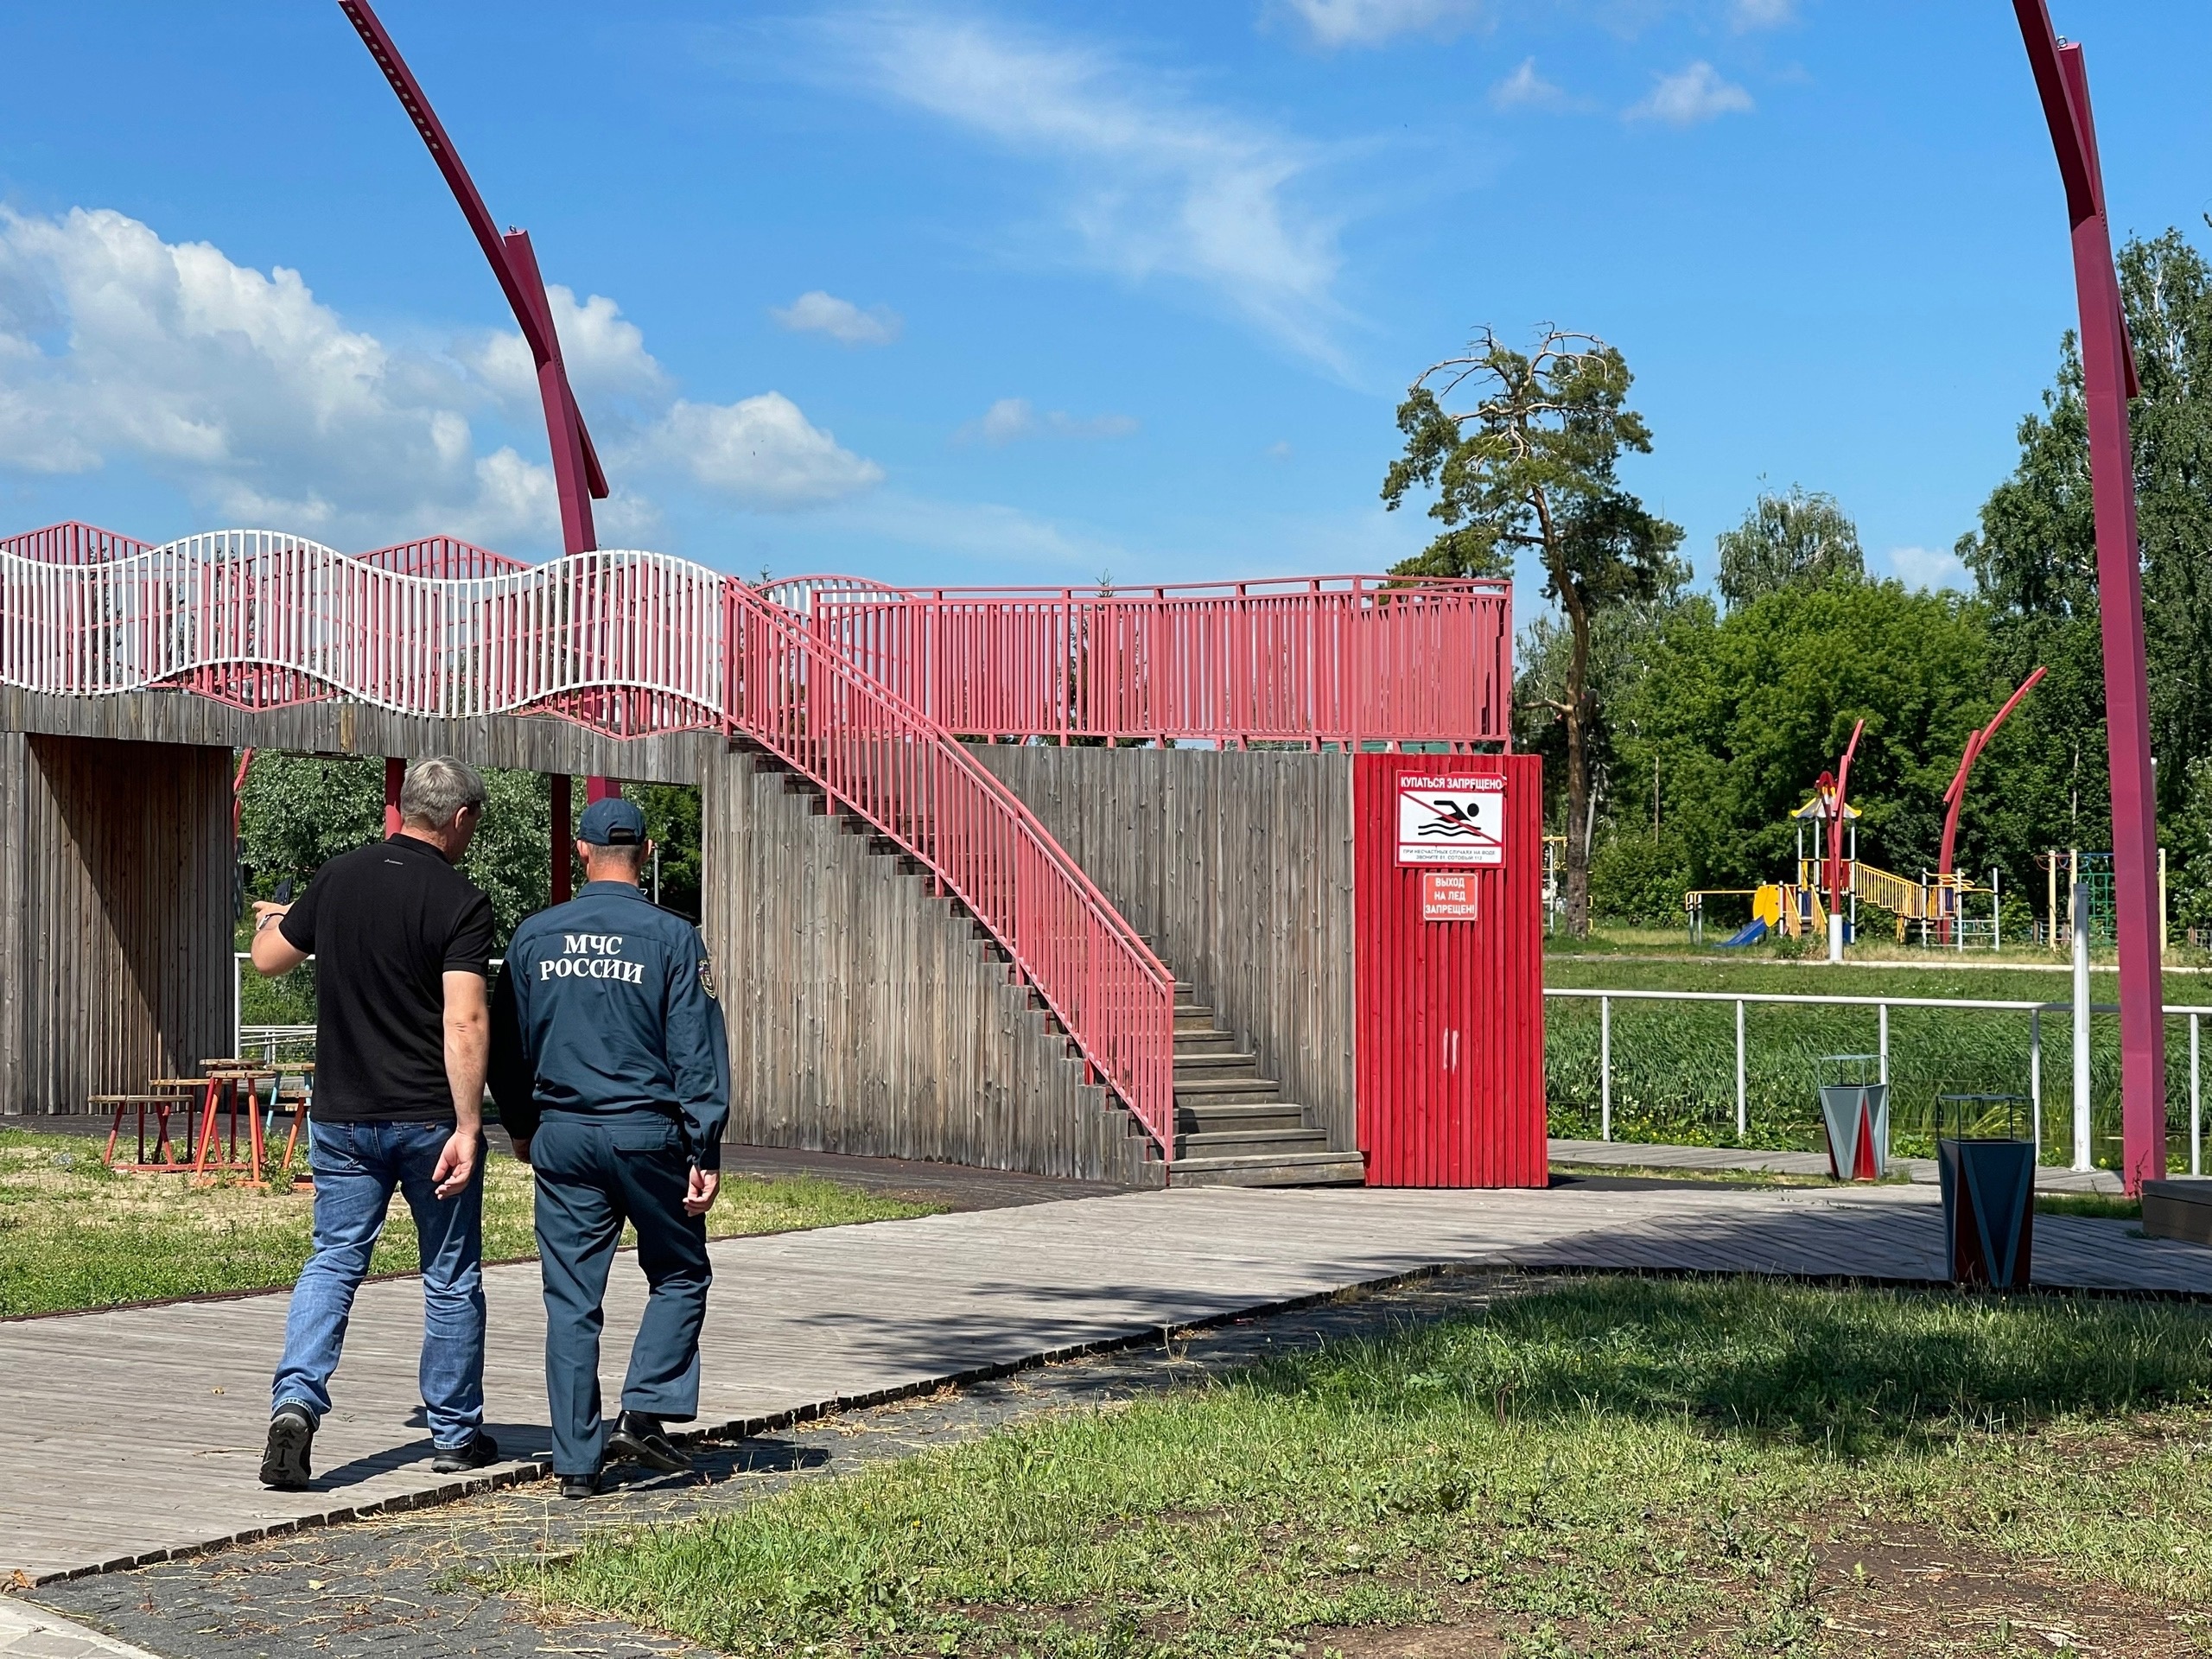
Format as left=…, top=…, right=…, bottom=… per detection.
left=0, top=735, right=228, bottom=1115
left=586, top=776, right=620, bottom=804
left=0, top=734, right=26, bottom=1114
left=383, top=756, right=404, bottom=837
left=550, top=773, right=573, bottom=906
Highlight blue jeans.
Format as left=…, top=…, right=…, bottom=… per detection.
left=271, top=1119, right=486, bottom=1449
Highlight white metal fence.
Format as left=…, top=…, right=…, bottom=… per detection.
left=1548, top=985, right=2212, bottom=1174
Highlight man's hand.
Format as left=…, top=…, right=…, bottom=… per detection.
left=684, top=1167, right=720, bottom=1217
left=433, top=1129, right=479, bottom=1199
left=509, top=1135, right=531, bottom=1166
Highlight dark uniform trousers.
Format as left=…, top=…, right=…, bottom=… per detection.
left=530, top=1109, right=712, bottom=1477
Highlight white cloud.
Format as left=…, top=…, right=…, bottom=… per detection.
left=810, top=10, right=1350, bottom=367
left=0, top=206, right=880, bottom=546
left=957, top=396, right=1139, bottom=446
left=1491, top=56, right=1573, bottom=112
left=638, top=394, right=883, bottom=508
left=1888, top=545, right=1970, bottom=594
left=772, top=289, right=904, bottom=346
left=461, top=286, right=671, bottom=410
left=833, top=491, right=1126, bottom=576
left=1266, top=439, right=1294, bottom=459
left=1730, top=0, right=1796, bottom=29
left=1277, top=0, right=1484, bottom=48
left=1625, top=61, right=1755, bottom=126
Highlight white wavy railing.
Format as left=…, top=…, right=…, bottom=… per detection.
left=0, top=529, right=724, bottom=737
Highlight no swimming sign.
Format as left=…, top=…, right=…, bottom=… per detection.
left=1395, top=774, right=1506, bottom=868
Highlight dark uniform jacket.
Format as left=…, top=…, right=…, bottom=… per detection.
left=489, top=882, right=730, bottom=1169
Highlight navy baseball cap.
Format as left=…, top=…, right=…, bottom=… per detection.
left=578, top=797, right=647, bottom=846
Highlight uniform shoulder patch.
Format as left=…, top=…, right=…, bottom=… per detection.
left=698, top=956, right=718, bottom=1000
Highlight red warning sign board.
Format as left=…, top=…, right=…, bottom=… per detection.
left=1421, top=870, right=1479, bottom=922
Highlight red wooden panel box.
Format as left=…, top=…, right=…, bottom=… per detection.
left=1354, top=753, right=1546, bottom=1187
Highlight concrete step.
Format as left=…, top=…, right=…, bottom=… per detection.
left=1173, top=982, right=1199, bottom=1007
left=1173, top=1076, right=1283, bottom=1105
left=1177, top=1102, right=1309, bottom=1134
left=1167, top=1150, right=1368, bottom=1188
left=1173, top=1006, right=1218, bottom=1033
left=1171, top=1029, right=1241, bottom=1055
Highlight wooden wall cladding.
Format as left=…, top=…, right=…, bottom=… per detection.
left=972, top=747, right=1358, bottom=1152
left=698, top=747, right=1160, bottom=1185
left=0, top=734, right=232, bottom=1114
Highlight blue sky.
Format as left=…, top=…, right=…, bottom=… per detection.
left=1, top=2, right=2209, bottom=601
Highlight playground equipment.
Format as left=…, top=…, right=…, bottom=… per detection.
left=1937, top=669, right=2044, bottom=943
left=1684, top=791, right=2005, bottom=950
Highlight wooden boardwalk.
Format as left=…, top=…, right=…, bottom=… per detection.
left=6, top=1180, right=2211, bottom=1585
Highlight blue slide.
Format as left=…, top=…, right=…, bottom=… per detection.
left=1718, top=918, right=1768, bottom=948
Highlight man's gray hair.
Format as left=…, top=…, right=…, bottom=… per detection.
left=398, top=756, right=487, bottom=829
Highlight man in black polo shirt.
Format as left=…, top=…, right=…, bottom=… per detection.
left=248, top=756, right=500, bottom=1491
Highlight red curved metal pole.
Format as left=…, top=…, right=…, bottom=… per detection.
left=338, top=0, right=608, bottom=556
left=1936, top=667, right=2047, bottom=940
left=2013, top=2, right=2164, bottom=1190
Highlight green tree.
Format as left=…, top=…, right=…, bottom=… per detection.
left=236, top=757, right=706, bottom=944
left=1714, top=484, right=1865, bottom=611
left=1607, top=582, right=1994, bottom=906
left=1382, top=327, right=1683, bottom=936
left=1957, top=226, right=2212, bottom=901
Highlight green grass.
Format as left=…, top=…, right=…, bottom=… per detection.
left=510, top=1275, right=2212, bottom=1657
left=0, top=1130, right=943, bottom=1318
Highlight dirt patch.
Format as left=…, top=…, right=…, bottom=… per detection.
left=1309, top=1514, right=2208, bottom=1658
left=1809, top=1516, right=2209, bottom=1656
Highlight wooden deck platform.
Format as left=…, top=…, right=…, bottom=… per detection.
left=5, top=1179, right=2210, bottom=1585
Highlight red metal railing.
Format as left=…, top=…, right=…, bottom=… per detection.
left=791, top=574, right=1513, bottom=748
left=723, top=577, right=1178, bottom=1156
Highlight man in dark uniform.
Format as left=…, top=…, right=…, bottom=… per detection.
left=489, top=796, right=729, bottom=1499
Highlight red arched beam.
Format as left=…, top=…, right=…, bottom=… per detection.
left=2012, top=1, right=2164, bottom=1191
left=1827, top=718, right=1864, bottom=948
left=337, top=0, right=608, bottom=558
left=1936, top=667, right=2047, bottom=941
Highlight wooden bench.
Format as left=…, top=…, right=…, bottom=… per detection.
left=91, top=1093, right=199, bottom=1171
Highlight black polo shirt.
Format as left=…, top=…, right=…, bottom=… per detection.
left=278, top=835, right=498, bottom=1122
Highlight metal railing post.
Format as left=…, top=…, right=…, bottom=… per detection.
left=1599, top=995, right=1611, bottom=1141
left=2030, top=1007, right=2043, bottom=1161
left=1878, top=1001, right=1889, bottom=1085
left=1734, top=998, right=1747, bottom=1140
left=2194, top=1012, right=2203, bottom=1179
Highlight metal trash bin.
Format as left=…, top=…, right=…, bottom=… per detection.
left=1936, top=1092, right=2035, bottom=1290
left=1817, top=1053, right=1889, bottom=1181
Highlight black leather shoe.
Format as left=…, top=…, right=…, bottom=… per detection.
left=431, top=1432, right=499, bottom=1474
left=559, top=1471, right=601, bottom=1500
left=607, top=1411, right=692, bottom=1473
left=260, top=1404, right=315, bottom=1491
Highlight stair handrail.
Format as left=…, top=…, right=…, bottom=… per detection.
left=723, top=577, right=1179, bottom=1159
